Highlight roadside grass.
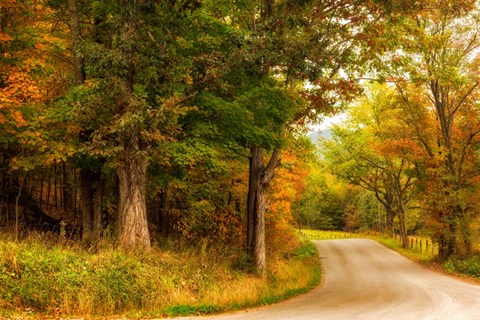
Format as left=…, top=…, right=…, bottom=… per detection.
left=366, top=233, right=436, bottom=263
left=0, top=233, right=320, bottom=319
left=364, top=234, right=480, bottom=281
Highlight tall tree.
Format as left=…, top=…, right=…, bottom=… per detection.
left=385, top=0, right=480, bottom=257
left=324, top=84, right=417, bottom=247
left=61, top=0, right=250, bottom=249
left=205, top=0, right=403, bottom=272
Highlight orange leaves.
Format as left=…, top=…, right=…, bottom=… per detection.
left=0, top=0, right=16, bottom=8
left=265, top=149, right=310, bottom=256
left=0, top=32, right=13, bottom=43
left=0, top=1, right=59, bottom=137
left=0, top=63, right=43, bottom=132
left=269, top=151, right=309, bottom=214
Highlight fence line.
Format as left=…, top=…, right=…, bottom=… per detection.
left=300, top=230, right=439, bottom=256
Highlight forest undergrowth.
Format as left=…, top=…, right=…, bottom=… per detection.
left=0, top=232, right=320, bottom=319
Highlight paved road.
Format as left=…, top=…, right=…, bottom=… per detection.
left=176, top=238, right=480, bottom=320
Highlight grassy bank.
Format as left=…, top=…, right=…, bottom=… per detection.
left=370, top=234, right=480, bottom=281
left=0, top=234, right=320, bottom=319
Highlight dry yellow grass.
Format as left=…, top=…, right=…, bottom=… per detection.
left=0, top=234, right=320, bottom=318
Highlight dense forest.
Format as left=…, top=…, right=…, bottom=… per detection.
left=2, top=0, right=480, bottom=291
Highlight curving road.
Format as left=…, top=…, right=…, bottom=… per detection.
left=176, top=238, right=480, bottom=320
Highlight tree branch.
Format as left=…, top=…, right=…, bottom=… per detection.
left=262, top=148, right=281, bottom=185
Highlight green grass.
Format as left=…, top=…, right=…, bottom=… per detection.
left=0, top=234, right=321, bottom=318
left=367, top=233, right=436, bottom=263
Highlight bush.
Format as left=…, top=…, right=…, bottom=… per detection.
left=443, top=256, right=480, bottom=278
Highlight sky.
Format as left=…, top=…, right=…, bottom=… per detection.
left=309, top=112, right=347, bottom=133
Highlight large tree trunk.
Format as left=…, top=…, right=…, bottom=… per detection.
left=253, top=180, right=267, bottom=273
left=385, top=206, right=395, bottom=235
left=246, top=148, right=261, bottom=255
left=397, top=206, right=408, bottom=248
left=246, top=146, right=281, bottom=273
left=68, top=0, right=85, bottom=85
left=69, top=0, right=100, bottom=244
left=374, top=188, right=396, bottom=236
left=116, top=150, right=150, bottom=249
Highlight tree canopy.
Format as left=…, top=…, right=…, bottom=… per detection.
left=3, top=0, right=480, bottom=276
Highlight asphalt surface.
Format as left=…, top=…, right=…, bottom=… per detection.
left=176, top=238, right=480, bottom=320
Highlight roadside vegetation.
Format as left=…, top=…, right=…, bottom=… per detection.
left=4, top=0, right=480, bottom=317
left=373, top=234, right=480, bottom=281
left=0, top=233, right=320, bottom=319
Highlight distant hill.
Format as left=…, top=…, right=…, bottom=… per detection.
left=307, top=129, right=332, bottom=144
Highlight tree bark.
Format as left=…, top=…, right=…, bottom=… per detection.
left=116, top=148, right=150, bottom=249
left=247, top=148, right=261, bottom=255
left=246, top=146, right=281, bottom=273
left=397, top=205, right=408, bottom=248
left=68, top=0, right=85, bottom=84
left=385, top=206, right=395, bottom=235
left=69, top=0, right=100, bottom=244
left=253, top=179, right=267, bottom=273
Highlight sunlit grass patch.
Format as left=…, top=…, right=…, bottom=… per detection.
left=368, top=234, right=436, bottom=263
left=298, top=229, right=359, bottom=240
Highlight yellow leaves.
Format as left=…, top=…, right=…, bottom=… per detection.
left=184, top=75, right=193, bottom=86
